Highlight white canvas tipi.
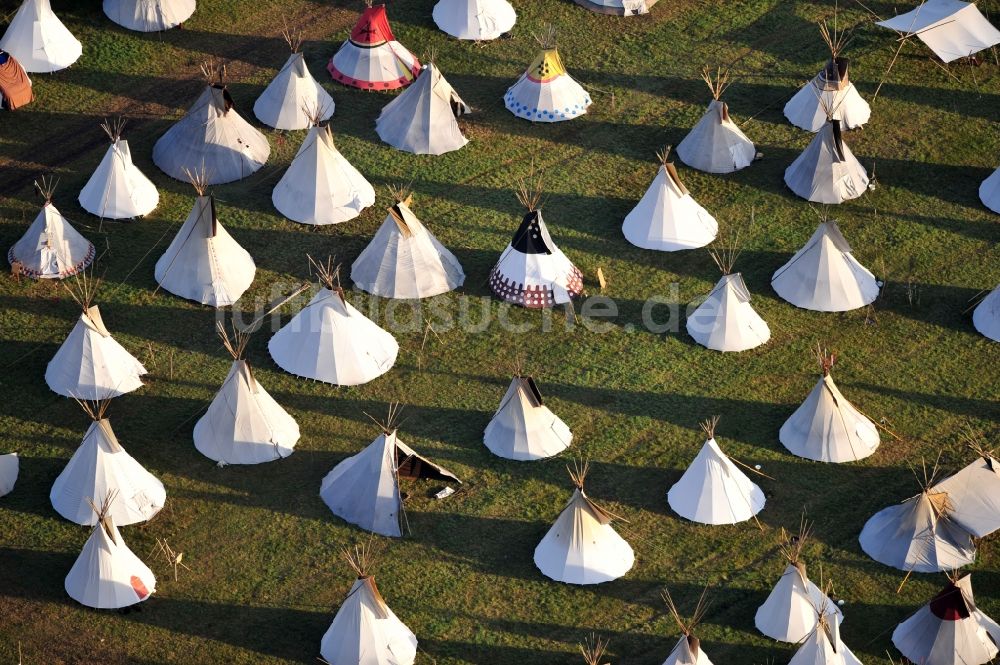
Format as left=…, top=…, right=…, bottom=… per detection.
left=8, top=179, right=94, bottom=279
left=154, top=176, right=256, bottom=307
left=0, top=453, right=18, bottom=497
left=876, top=0, right=1000, bottom=63
left=103, top=0, right=195, bottom=32
left=269, top=258, right=398, bottom=386
left=45, top=273, right=148, bottom=400
left=320, top=409, right=461, bottom=537
left=784, top=116, right=868, bottom=204
left=152, top=64, right=270, bottom=185
left=193, top=323, right=299, bottom=465
left=505, top=28, right=591, bottom=123
left=351, top=188, right=465, bottom=299
left=756, top=521, right=843, bottom=643
left=934, top=449, right=1000, bottom=539
left=892, top=573, right=1000, bottom=665
left=789, top=590, right=863, bottom=665
left=677, top=68, right=756, bottom=174
left=376, top=62, right=469, bottom=155
left=534, top=461, right=634, bottom=584
left=667, top=417, right=765, bottom=525
left=272, top=121, right=375, bottom=225
left=772, top=220, right=878, bottom=312
left=51, top=401, right=165, bottom=526
left=622, top=147, right=718, bottom=252
left=253, top=30, right=334, bottom=131
left=483, top=373, right=572, bottom=461
left=78, top=118, right=159, bottom=220
left=433, top=0, right=515, bottom=40
left=780, top=349, right=879, bottom=464
left=980, top=166, right=1000, bottom=214
left=0, top=0, right=81, bottom=73
left=65, top=492, right=156, bottom=609
left=972, top=283, right=1000, bottom=341
left=661, top=589, right=715, bottom=665
left=320, top=543, right=418, bottom=665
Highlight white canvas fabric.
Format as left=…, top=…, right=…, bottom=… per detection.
left=0, top=453, right=18, bottom=497
left=662, top=635, right=713, bottom=665
left=0, top=0, right=81, bottom=73
left=686, top=273, right=771, bottom=352
left=79, top=139, right=159, bottom=219
left=376, top=63, right=469, bottom=155
left=784, top=62, right=871, bottom=132
left=790, top=616, right=863, bottom=665
left=432, top=0, right=515, bottom=40
left=676, top=100, right=756, bottom=174
left=320, top=574, right=417, bottom=665
left=534, top=487, right=634, bottom=584
left=152, top=85, right=270, bottom=185
left=772, top=221, right=879, bottom=312
left=8, top=202, right=94, bottom=279
left=45, top=305, right=147, bottom=399
left=934, top=455, right=1000, bottom=538
left=972, top=283, right=1000, bottom=341
left=892, top=574, right=1000, bottom=665
left=103, top=0, right=195, bottom=32
left=272, top=124, right=375, bottom=225
left=780, top=373, right=880, bottom=463
left=154, top=195, right=256, bottom=307
left=785, top=120, right=869, bottom=204
left=50, top=418, right=165, bottom=526
left=269, top=287, right=398, bottom=386
left=65, top=513, right=156, bottom=609
left=755, top=563, right=843, bottom=643
left=859, top=490, right=977, bottom=572
left=483, top=376, right=572, bottom=461
left=877, top=0, right=1000, bottom=62
left=253, top=52, right=334, bottom=131
left=980, top=166, right=1000, bottom=214
left=193, top=360, right=299, bottom=465
left=667, top=437, right=765, bottom=524
left=351, top=198, right=465, bottom=298
left=622, top=160, right=718, bottom=251
left=504, top=48, right=591, bottom=122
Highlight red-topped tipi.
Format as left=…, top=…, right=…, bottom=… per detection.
left=327, top=3, right=420, bottom=91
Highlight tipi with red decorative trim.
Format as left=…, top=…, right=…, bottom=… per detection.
left=327, top=3, right=420, bottom=91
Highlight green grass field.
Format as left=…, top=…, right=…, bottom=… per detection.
left=1, top=0, right=999, bottom=662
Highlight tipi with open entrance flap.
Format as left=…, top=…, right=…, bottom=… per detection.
left=784, top=101, right=868, bottom=204
left=351, top=186, right=465, bottom=299
left=152, top=62, right=270, bottom=185
left=667, top=416, right=766, bottom=525
left=0, top=49, right=33, bottom=110
left=784, top=21, right=871, bottom=132
left=320, top=541, right=418, bottom=665
left=154, top=172, right=256, bottom=307
left=972, top=283, right=1000, bottom=341
left=488, top=174, right=584, bottom=308
left=622, top=146, right=718, bottom=252
left=8, top=178, right=94, bottom=280
left=534, top=460, right=634, bottom=585
left=893, top=572, right=1000, bottom=665
left=980, top=166, right=1000, bottom=214
left=319, top=405, right=461, bottom=537
left=193, top=322, right=299, bottom=465
left=432, top=0, right=515, bottom=40
left=858, top=459, right=978, bottom=573
left=269, top=257, right=398, bottom=386
left=103, top=0, right=195, bottom=32
left=64, top=491, right=156, bottom=609
left=272, top=116, right=375, bottom=226
left=376, top=61, right=470, bottom=155
left=51, top=400, right=165, bottom=527
left=876, top=0, right=1000, bottom=63
left=504, top=26, right=591, bottom=123
left=779, top=347, right=880, bottom=464
left=676, top=67, right=756, bottom=174
left=327, top=2, right=420, bottom=91
left=755, top=519, right=843, bottom=643
left=660, top=588, right=715, bottom=665
left=0, top=453, right=18, bottom=497
left=771, top=219, right=879, bottom=312
left=0, top=0, right=81, bottom=73
left=788, top=583, right=863, bottom=665
left=483, top=369, right=572, bottom=462
left=45, top=272, right=148, bottom=400
left=78, top=118, right=159, bottom=220
left=253, top=27, right=334, bottom=131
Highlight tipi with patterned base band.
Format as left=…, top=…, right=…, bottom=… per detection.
left=328, top=2, right=420, bottom=90
left=65, top=492, right=156, bottom=609
left=489, top=176, right=584, bottom=308
left=660, top=588, right=715, bottom=665
left=8, top=178, right=94, bottom=280
left=505, top=26, right=591, bottom=123
left=0, top=453, right=18, bottom=497
left=79, top=118, right=159, bottom=220
left=376, top=62, right=470, bottom=155
left=254, top=28, right=334, bottom=131
left=534, top=461, right=634, bottom=585
left=784, top=105, right=868, bottom=204
left=0, top=49, right=33, bottom=110
left=0, top=0, right=81, bottom=73
left=677, top=67, right=756, bottom=174
left=483, top=372, right=572, bottom=461
left=104, top=0, right=195, bottom=32
left=432, top=0, right=515, bottom=40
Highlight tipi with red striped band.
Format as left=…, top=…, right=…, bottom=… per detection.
left=327, top=2, right=420, bottom=91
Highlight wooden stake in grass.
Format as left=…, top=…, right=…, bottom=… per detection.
left=151, top=538, right=192, bottom=582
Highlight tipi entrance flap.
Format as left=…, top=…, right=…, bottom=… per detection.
left=664, top=162, right=689, bottom=196
left=97, top=419, right=123, bottom=452
left=521, top=376, right=543, bottom=406
left=83, top=305, right=111, bottom=337
left=394, top=438, right=460, bottom=483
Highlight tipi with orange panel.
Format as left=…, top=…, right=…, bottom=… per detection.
left=327, top=2, right=420, bottom=91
